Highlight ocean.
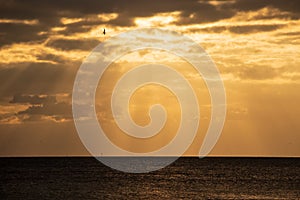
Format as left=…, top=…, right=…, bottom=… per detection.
left=0, top=157, right=299, bottom=199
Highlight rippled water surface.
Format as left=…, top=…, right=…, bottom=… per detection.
left=1, top=157, right=299, bottom=199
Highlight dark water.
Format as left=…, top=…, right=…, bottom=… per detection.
left=0, top=157, right=299, bottom=199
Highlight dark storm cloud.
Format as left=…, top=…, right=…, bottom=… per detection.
left=46, top=38, right=99, bottom=51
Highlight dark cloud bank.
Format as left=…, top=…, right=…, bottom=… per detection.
left=0, top=0, right=299, bottom=47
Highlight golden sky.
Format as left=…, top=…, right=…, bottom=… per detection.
left=0, top=0, right=299, bottom=156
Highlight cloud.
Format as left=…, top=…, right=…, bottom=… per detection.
left=190, top=24, right=284, bottom=34
left=35, top=53, right=67, bottom=64
left=18, top=102, right=72, bottom=118
left=0, top=23, right=48, bottom=47
left=58, top=23, right=95, bottom=35
left=46, top=38, right=99, bottom=51
left=0, top=94, right=73, bottom=124
left=276, top=31, right=300, bottom=36
left=1, top=0, right=299, bottom=48
left=9, top=94, right=56, bottom=105
left=228, top=24, right=284, bottom=34
left=229, top=0, right=300, bottom=16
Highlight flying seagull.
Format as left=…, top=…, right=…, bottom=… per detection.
left=103, top=28, right=106, bottom=35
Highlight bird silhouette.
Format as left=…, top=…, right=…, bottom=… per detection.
left=103, top=28, right=106, bottom=35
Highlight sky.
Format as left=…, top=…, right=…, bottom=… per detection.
left=0, top=0, right=299, bottom=157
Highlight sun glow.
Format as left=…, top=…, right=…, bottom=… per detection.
left=135, top=12, right=180, bottom=27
